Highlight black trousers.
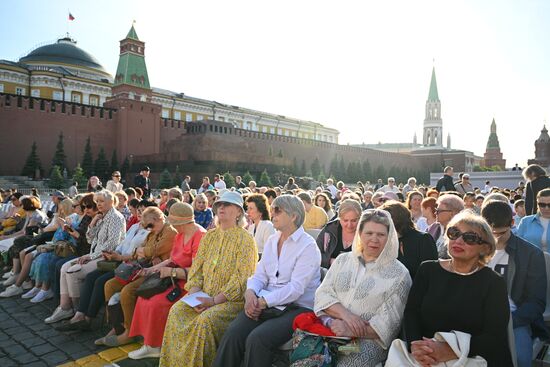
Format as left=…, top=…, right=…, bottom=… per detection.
left=78, top=269, right=114, bottom=318
left=213, top=306, right=310, bottom=367
left=9, top=231, right=54, bottom=260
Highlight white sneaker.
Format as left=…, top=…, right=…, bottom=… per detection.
left=31, top=289, right=53, bottom=303
left=128, top=345, right=161, bottom=360
left=3, top=274, right=18, bottom=286
left=45, top=306, right=74, bottom=324
left=0, top=285, right=23, bottom=297
left=22, top=287, right=41, bottom=299
left=2, top=271, right=13, bottom=279
left=22, top=280, right=34, bottom=290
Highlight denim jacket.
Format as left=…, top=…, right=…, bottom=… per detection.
left=516, top=214, right=550, bottom=250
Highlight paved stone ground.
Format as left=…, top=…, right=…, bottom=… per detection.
left=0, top=293, right=108, bottom=366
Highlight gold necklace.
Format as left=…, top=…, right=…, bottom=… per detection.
left=449, top=260, right=479, bottom=276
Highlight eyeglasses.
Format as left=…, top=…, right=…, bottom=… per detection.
left=72, top=204, right=80, bottom=208
left=144, top=222, right=155, bottom=229
left=435, top=208, right=453, bottom=214
left=538, top=202, right=550, bottom=209
left=446, top=226, right=487, bottom=245
left=112, top=175, right=121, bottom=178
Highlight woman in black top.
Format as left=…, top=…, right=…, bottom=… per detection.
left=404, top=212, right=513, bottom=367
left=381, top=200, right=437, bottom=279
left=316, top=199, right=362, bottom=268
left=523, top=164, right=550, bottom=215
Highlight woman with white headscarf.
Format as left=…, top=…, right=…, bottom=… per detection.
left=312, top=209, right=412, bottom=366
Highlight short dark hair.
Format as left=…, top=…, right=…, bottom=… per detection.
left=124, top=188, right=137, bottom=197
left=538, top=188, right=550, bottom=199
left=21, top=196, right=41, bottom=211
left=11, top=192, right=23, bottom=200
left=128, top=198, right=140, bottom=208
left=80, top=193, right=97, bottom=211
left=380, top=200, right=414, bottom=235
left=481, top=201, right=513, bottom=228
left=514, top=199, right=525, bottom=209
left=134, top=187, right=143, bottom=197
left=264, top=189, right=277, bottom=199
left=138, top=199, right=157, bottom=208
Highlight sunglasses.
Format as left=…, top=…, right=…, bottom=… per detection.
left=446, top=226, right=487, bottom=245
left=81, top=204, right=95, bottom=210
left=538, top=202, right=550, bottom=209
left=435, top=208, right=453, bottom=214
left=112, top=175, right=121, bottom=178
left=271, top=206, right=284, bottom=215
left=144, top=222, right=155, bottom=229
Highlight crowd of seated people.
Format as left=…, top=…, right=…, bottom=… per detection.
left=0, top=164, right=547, bottom=367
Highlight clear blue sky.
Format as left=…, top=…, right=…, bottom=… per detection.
left=3, top=0, right=550, bottom=167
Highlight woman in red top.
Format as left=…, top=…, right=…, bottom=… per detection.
left=128, top=202, right=206, bottom=359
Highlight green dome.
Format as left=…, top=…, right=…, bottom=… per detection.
left=19, top=37, right=110, bottom=76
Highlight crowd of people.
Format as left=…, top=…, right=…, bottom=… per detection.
left=0, top=163, right=548, bottom=367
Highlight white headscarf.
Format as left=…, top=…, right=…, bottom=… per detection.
left=352, top=208, right=399, bottom=268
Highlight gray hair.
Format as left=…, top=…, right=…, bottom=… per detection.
left=408, top=177, right=416, bottom=184
left=437, top=194, right=464, bottom=213
left=297, top=192, right=312, bottom=205
left=338, top=199, right=362, bottom=218
left=94, top=190, right=116, bottom=204
left=169, top=187, right=183, bottom=200
left=273, top=195, right=305, bottom=228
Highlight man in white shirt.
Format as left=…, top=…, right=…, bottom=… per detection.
left=214, top=174, right=227, bottom=190
left=326, top=178, right=337, bottom=200
left=213, top=195, right=321, bottom=367
left=378, top=177, right=400, bottom=193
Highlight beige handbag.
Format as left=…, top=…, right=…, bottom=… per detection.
left=385, top=331, right=487, bottom=367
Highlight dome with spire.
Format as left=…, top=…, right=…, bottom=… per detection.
left=19, top=36, right=111, bottom=78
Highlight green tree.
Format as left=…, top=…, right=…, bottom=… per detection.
left=71, top=164, right=87, bottom=187
left=81, top=137, right=94, bottom=176
left=374, top=165, right=387, bottom=181
left=172, top=165, right=183, bottom=187
left=159, top=168, right=172, bottom=188
left=346, top=162, right=354, bottom=182
left=21, top=142, right=42, bottom=178
left=292, top=157, right=299, bottom=176
left=301, top=160, right=306, bottom=176
left=49, top=165, right=65, bottom=189
left=277, top=149, right=283, bottom=158
left=223, top=171, right=236, bottom=188
left=268, top=146, right=273, bottom=157
left=120, top=156, right=130, bottom=178
left=310, top=157, right=321, bottom=178
left=362, top=160, right=372, bottom=182
left=51, top=132, right=67, bottom=173
left=110, top=149, right=119, bottom=174
left=258, top=170, right=272, bottom=187
left=337, top=157, right=346, bottom=181
left=94, top=147, right=110, bottom=182
left=242, top=171, right=254, bottom=185
left=329, top=155, right=338, bottom=178
left=317, top=171, right=327, bottom=183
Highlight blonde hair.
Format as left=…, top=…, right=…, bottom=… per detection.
left=446, top=211, right=496, bottom=265
left=141, top=207, right=165, bottom=223
left=58, top=198, right=74, bottom=218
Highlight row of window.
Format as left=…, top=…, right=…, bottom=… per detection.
left=0, top=84, right=101, bottom=106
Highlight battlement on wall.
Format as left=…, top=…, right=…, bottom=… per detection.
left=0, top=93, right=116, bottom=120
left=183, top=120, right=417, bottom=161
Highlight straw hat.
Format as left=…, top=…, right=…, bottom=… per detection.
left=167, top=202, right=195, bottom=226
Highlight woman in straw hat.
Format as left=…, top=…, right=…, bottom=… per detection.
left=128, top=202, right=207, bottom=359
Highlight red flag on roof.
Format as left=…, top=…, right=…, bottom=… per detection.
left=68, top=12, right=75, bottom=21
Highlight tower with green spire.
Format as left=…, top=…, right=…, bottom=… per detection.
left=423, top=66, right=443, bottom=147
left=112, top=24, right=151, bottom=100
left=482, top=118, right=506, bottom=169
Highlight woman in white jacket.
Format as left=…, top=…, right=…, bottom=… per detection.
left=246, top=194, right=275, bottom=255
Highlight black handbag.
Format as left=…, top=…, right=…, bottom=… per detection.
left=114, top=261, right=142, bottom=285
left=97, top=260, right=120, bottom=272
left=135, top=272, right=172, bottom=299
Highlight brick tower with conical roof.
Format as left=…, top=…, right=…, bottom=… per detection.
left=481, top=118, right=506, bottom=169
left=423, top=67, right=443, bottom=147
left=104, top=24, right=161, bottom=163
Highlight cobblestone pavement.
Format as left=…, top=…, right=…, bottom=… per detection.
left=0, top=294, right=108, bottom=366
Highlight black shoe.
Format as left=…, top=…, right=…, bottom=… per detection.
left=55, top=319, right=91, bottom=331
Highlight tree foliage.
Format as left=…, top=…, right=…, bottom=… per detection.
left=242, top=171, right=254, bottom=185
left=223, top=171, right=236, bottom=188
left=258, top=170, right=273, bottom=187
left=21, top=142, right=42, bottom=178
left=81, top=137, right=94, bottom=176
left=159, top=168, right=172, bottom=189
left=94, top=147, right=110, bottom=182
left=49, top=165, right=65, bottom=189
left=172, top=165, right=183, bottom=187
left=71, top=164, right=87, bottom=187
left=51, top=132, right=67, bottom=173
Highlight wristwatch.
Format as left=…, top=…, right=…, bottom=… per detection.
left=259, top=297, right=268, bottom=308
left=171, top=268, right=178, bottom=278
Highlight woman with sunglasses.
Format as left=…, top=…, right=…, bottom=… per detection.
left=307, top=209, right=411, bottom=366
left=98, top=205, right=177, bottom=347
left=106, top=171, right=124, bottom=193
left=517, top=188, right=550, bottom=251
left=401, top=212, right=513, bottom=366
left=160, top=191, right=257, bottom=367
left=45, top=191, right=125, bottom=324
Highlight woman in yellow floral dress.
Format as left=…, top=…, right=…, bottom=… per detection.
left=160, top=191, right=258, bottom=367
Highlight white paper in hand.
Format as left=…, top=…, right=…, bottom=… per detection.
left=180, top=291, right=211, bottom=307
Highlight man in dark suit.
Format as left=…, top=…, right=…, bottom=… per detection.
left=134, top=166, right=151, bottom=198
